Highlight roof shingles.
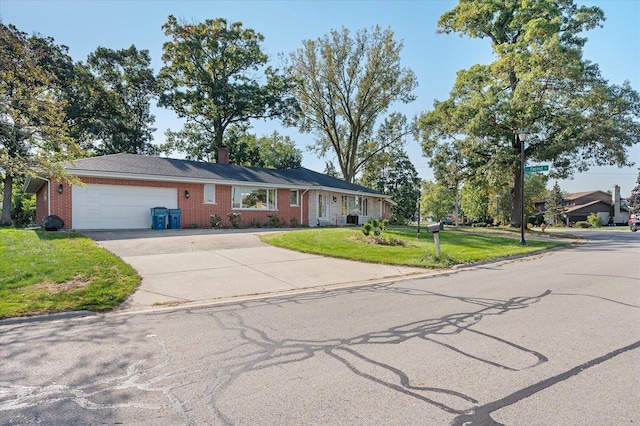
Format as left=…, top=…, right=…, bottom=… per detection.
left=65, top=153, right=383, bottom=195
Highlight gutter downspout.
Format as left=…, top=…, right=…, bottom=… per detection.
left=300, top=188, right=309, bottom=226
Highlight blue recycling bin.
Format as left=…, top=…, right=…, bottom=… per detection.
left=168, top=209, right=182, bottom=229
left=150, top=207, right=168, bottom=230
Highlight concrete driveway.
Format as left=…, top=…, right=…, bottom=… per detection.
left=83, top=229, right=428, bottom=311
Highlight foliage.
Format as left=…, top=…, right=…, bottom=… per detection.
left=544, top=182, right=568, bottom=225
left=267, top=214, right=283, bottom=228
left=0, top=24, right=81, bottom=226
left=417, top=1, right=640, bottom=228
left=587, top=213, right=602, bottom=228
left=225, top=125, right=302, bottom=168
left=628, top=169, right=640, bottom=214
left=420, top=181, right=455, bottom=221
left=227, top=212, right=242, bottom=229
left=210, top=214, right=223, bottom=229
left=83, top=45, right=158, bottom=155
left=362, top=218, right=390, bottom=239
left=260, top=226, right=566, bottom=269
left=574, top=221, right=592, bottom=228
left=360, top=150, right=421, bottom=223
left=11, top=185, right=36, bottom=227
left=287, top=25, right=417, bottom=183
left=0, top=229, right=139, bottom=319
left=289, top=217, right=299, bottom=227
left=158, top=16, right=298, bottom=162
left=460, top=179, right=490, bottom=223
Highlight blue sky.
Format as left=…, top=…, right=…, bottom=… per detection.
left=1, top=0, right=638, bottom=196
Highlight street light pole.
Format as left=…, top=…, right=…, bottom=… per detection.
left=517, top=131, right=529, bottom=245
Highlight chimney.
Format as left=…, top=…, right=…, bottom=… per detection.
left=613, top=185, right=621, bottom=222
left=218, top=146, right=229, bottom=165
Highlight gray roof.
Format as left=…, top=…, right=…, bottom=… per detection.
left=25, top=153, right=385, bottom=196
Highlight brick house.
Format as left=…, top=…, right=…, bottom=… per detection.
left=23, top=152, right=393, bottom=230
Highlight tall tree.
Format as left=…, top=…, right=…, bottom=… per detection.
left=420, top=180, right=455, bottom=222
left=544, top=181, right=567, bottom=225
left=0, top=24, right=80, bottom=225
left=361, top=150, right=420, bottom=223
left=158, top=16, right=297, bottom=162
left=84, top=45, right=158, bottom=155
left=628, top=169, right=640, bottom=215
left=417, top=1, right=640, bottom=228
left=460, top=179, right=490, bottom=223
left=287, top=26, right=418, bottom=183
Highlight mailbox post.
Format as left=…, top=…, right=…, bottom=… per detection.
left=427, top=222, right=442, bottom=257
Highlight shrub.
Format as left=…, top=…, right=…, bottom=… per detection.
left=289, top=217, right=299, bottom=227
left=227, top=212, right=242, bottom=229
left=587, top=213, right=602, bottom=228
left=575, top=221, right=592, bottom=228
left=250, top=218, right=262, bottom=228
left=210, top=214, right=223, bottom=229
left=381, top=219, right=389, bottom=230
left=362, top=218, right=386, bottom=237
left=268, top=214, right=282, bottom=228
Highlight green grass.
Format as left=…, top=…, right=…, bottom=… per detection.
left=260, top=225, right=569, bottom=268
left=0, top=228, right=139, bottom=319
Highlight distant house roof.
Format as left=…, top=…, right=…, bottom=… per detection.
left=564, top=190, right=611, bottom=204
left=565, top=200, right=610, bottom=214
left=24, top=153, right=387, bottom=197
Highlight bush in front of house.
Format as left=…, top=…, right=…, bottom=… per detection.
left=267, top=214, right=283, bottom=228
left=227, top=212, right=242, bottom=228
left=210, top=214, right=223, bottom=229
left=289, top=217, right=299, bottom=227
left=587, top=213, right=602, bottom=228
left=575, top=221, right=592, bottom=228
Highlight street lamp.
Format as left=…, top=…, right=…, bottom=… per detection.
left=517, top=131, right=529, bottom=245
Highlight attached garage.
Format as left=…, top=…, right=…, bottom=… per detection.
left=72, top=184, right=177, bottom=229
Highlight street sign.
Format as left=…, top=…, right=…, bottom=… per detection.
left=525, top=165, right=549, bottom=173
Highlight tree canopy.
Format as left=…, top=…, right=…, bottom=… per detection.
left=0, top=24, right=80, bottom=225
left=417, top=0, right=640, bottom=227
left=420, top=180, right=455, bottom=222
left=361, top=150, right=420, bottom=223
left=158, top=16, right=298, bottom=162
left=287, top=25, right=418, bottom=183
left=84, top=45, right=158, bottom=155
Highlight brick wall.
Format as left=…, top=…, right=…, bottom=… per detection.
left=38, top=177, right=310, bottom=229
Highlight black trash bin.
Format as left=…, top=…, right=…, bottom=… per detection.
left=168, top=209, right=182, bottom=229
left=150, top=207, right=168, bottom=230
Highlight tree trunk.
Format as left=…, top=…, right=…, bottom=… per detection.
left=0, top=174, right=14, bottom=226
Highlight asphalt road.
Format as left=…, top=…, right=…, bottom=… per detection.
left=1, top=230, right=638, bottom=425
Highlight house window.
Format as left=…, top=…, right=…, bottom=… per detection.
left=290, top=190, right=299, bottom=206
left=204, top=184, right=216, bottom=203
left=232, top=187, right=277, bottom=209
left=318, top=194, right=326, bottom=219
left=362, top=198, right=368, bottom=216
left=341, top=195, right=361, bottom=215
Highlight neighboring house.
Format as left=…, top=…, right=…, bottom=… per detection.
left=23, top=151, right=393, bottom=230
left=533, top=185, right=630, bottom=225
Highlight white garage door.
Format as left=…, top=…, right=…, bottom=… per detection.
left=72, top=184, right=177, bottom=229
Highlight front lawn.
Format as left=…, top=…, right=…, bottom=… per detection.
left=0, top=228, right=139, bottom=319
left=260, top=226, right=568, bottom=268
